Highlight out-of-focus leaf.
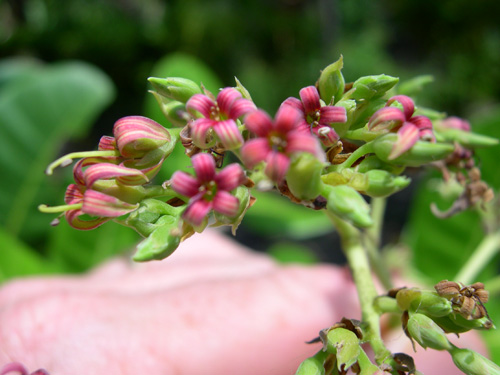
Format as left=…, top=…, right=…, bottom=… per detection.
left=0, top=227, right=57, bottom=282
left=243, top=191, right=332, bottom=239
left=0, top=61, right=115, bottom=240
left=268, top=241, right=318, bottom=264
left=0, top=58, right=43, bottom=89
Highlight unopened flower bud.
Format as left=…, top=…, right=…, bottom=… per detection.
left=295, top=350, right=329, bottom=375
left=396, top=288, right=422, bottom=311
left=432, top=313, right=494, bottom=334
left=356, top=155, right=405, bottom=174
left=436, top=127, right=499, bottom=148
left=411, top=291, right=453, bottom=317
left=325, top=328, right=360, bottom=371
left=148, top=77, right=201, bottom=103
left=349, top=75, right=399, bottom=102
left=324, top=185, right=373, bottom=228
left=125, top=198, right=183, bottom=236
left=150, top=93, right=189, bottom=127
left=318, top=56, right=345, bottom=104
left=373, top=133, right=454, bottom=166
left=449, top=347, right=500, bottom=375
left=286, top=153, right=325, bottom=200
left=363, top=169, right=410, bottom=198
left=406, top=313, right=452, bottom=351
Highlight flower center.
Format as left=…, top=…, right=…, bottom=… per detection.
left=200, top=180, right=218, bottom=201
left=306, top=110, right=321, bottom=127
left=269, top=134, right=288, bottom=153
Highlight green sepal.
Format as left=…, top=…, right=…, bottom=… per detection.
left=356, top=155, right=405, bottom=174
left=125, top=198, right=183, bottom=237
left=287, top=153, right=325, bottom=200
left=318, top=56, right=345, bottom=104
left=324, top=184, right=373, bottom=228
left=363, top=169, right=410, bottom=198
left=349, top=74, right=399, bottom=102
left=150, top=91, right=188, bottom=127
left=449, top=347, right=500, bottom=375
left=295, top=350, right=330, bottom=375
left=432, top=313, right=494, bottom=334
left=410, top=291, right=453, bottom=317
left=325, top=328, right=360, bottom=371
left=436, top=128, right=499, bottom=148
left=322, top=168, right=368, bottom=192
left=213, top=186, right=253, bottom=235
left=396, top=288, right=421, bottom=312
left=148, top=77, right=201, bottom=103
left=397, top=75, right=434, bottom=97
left=407, top=313, right=453, bottom=351
left=373, top=133, right=454, bottom=167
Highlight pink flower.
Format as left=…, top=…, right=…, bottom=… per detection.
left=241, top=106, right=324, bottom=182
left=170, top=153, right=246, bottom=226
left=368, top=95, right=434, bottom=159
left=186, top=88, right=256, bottom=150
left=440, top=116, right=471, bottom=131
left=281, top=86, right=347, bottom=147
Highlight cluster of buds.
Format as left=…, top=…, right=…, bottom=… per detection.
left=41, top=56, right=498, bottom=260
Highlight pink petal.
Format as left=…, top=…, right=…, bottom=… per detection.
left=295, top=121, right=312, bottom=136
left=441, top=116, right=471, bottom=131
left=280, top=97, right=304, bottom=112
left=82, top=189, right=139, bottom=217
left=191, top=118, right=216, bottom=149
left=216, top=88, right=242, bottom=115
left=319, top=106, right=347, bottom=124
left=213, top=119, right=244, bottom=150
left=244, top=109, right=274, bottom=137
left=265, top=151, right=290, bottom=182
left=299, top=86, right=321, bottom=114
left=215, top=163, right=246, bottom=191
left=183, top=198, right=212, bottom=226
left=410, top=115, right=433, bottom=130
left=387, top=95, right=415, bottom=120
left=65, top=209, right=109, bottom=230
left=389, top=122, right=420, bottom=160
left=192, top=153, right=216, bottom=183
left=286, top=131, right=324, bottom=161
left=212, top=190, right=239, bottom=217
left=0, top=362, right=29, bottom=375
left=64, top=183, right=84, bottom=205
left=274, top=105, right=301, bottom=134
left=170, top=171, right=201, bottom=197
left=98, top=136, right=117, bottom=151
left=312, top=125, right=339, bottom=147
left=228, top=98, right=257, bottom=119
left=368, top=107, right=406, bottom=131
left=84, top=163, right=149, bottom=187
left=419, top=128, right=435, bottom=142
left=241, top=138, right=271, bottom=169
left=186, top=94, right=215, bottom=118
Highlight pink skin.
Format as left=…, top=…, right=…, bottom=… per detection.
left=0, top=231, right=487, bottom=374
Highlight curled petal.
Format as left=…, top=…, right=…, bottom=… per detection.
left=389, top=122, right=420, bottom=160
left=0, top=362, right=29, bottom=375
left=186, top=94, right=215, bottom=118
left=212, top=190, right=239, bottom=217
left=228, top=98, right=257, bottom=119
left=216, top=88, right=242, bottom=115
left=410, top=115, right=433, bottom=130
left=312, top=125, right=339, bottom=147
left=319, top=106, right=347, bottom=124
left=280, top=97, right=304, bottom=112
left=183, top=198, right=212, bottom=226
left=191, top=118, right=216, bottom=149
left=192, top=153, right=216, bottom=183
left=170, top=171, right=201, bottom=197
left=84, top=163, right=149, bottom=187
left=244, top=109, right=273, bottom=137
left=65, top=209, right=109, bottom=230
left=82, top=189, right=139, bottom=217
left=387, top=95, right=415, bottom=120
left=215, top=163, right=246, bottom=191
left=274, top=105, right=301, bottom=134
left=73, top=157, right=122, bottom=186
left=286, top=131, right=324, bottom=161
left=368, top=107, right=406, bottom=131
left=299, top=86, right=321, bottom=114
left=98, top=136, right=117, bottom=151
left=419, top=128, right=435, bottom=142
left=241, top=138, right=271, bottom=169
left=213, top=119, right=243, bottom=150
left=265, top=151, right=290, bottom=182
left=113, top=116, right=170, bottom=158
left=64, top=183, right=84, bottom=205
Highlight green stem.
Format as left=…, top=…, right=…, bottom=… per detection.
left=364, top=197, right=393, bottom=290
left=454, top=230, right=500, bottom=284
left=326, top=211, right=391, bottom=363
left=330, top=142, right=374, bottom=172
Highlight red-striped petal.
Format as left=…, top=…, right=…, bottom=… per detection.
left=217, top=88, right=241, bottom=115
left=410, top=115, right=433, bottom=130
left=212, top=190, right=239, bottom=217
left=64, top=184, right=84, bottom=205
left=265, top=151, right=290, bottom=182
left=213, top=119, right=243, bottom=150
left=387, top=95, right=415, bottom=120
left=98, top=136, right=117, bottom=151
left=244, top=110, right=273, bottom=137
left=286, top=131, right=324, bottom=161
left=320, top=106, right=347, bottom=124
left=65, top=209, right=110, bottom=230
left=186, top=93, right=215, bottom=118
left=275, top=105, right=301, bottom=134
left=299, top=86, right=321, bottom=114
left=215, top=163, right=246, bottom=191
left=84, top=163, right=149, bottom=187
left=183, top=198, right=212, bottom=226
left=281, top=97, right=304, bottom=112
left=82, top=189, right=139, bottom=217
left=368, top=107, right=406, bottom=131
left=389, top=122, right=420, bottom=160
left=241, top=138, right=271, bottom=169
left=170, top=171, right=201, bottom=197
left=192, top=153, right=216, bottom=183
left=312, top=125, right=339, bottom=147
left=191, top=118, right=216, bottom=149
left=228, top=98, right=257, bottom=119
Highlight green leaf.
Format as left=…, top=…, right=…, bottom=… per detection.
left=0, top=61, right=115, bottom=240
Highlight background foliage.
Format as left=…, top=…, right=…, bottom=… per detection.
left=1, top=0, right=499, bottom=361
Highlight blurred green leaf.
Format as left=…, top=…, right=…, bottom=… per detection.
left=0, top=60, right=115, bottom=241
left=268, top=241, right=318, bottom=264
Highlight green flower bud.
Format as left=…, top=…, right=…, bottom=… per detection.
left=356, top=155, right=405, bottom=174
left=349, top=75, right=399, bottom=102
left=295, top=350, right=329, bottom=375
left=450, top=347, right=500, bottom=375
left=436, top=128, right=499, bottom=148
left=373, top=133, right=454, bottom=167
left=213, top=186, right=253, bottom=235
left=148, top=77, right=201, bottom=103
left=286, top=153, right=325, bottom=200
left=324, top=185, right=373, bottom=228
left=150, top=91, right=189, bottom=127
left=435, top=313, right=494, bottom=334
left=396, top=288, right=422, bottom=311
left=410, top=291, right=453, bottom=317
left=125, top=198, right=183, bottom=237
left=322, top=169, right=368, bottom=192
left=363, top=169, right=410, bottom=198
left=318, top=56, right=345, bottom=104
left=325, top=328, right=360, bottom=371
left=407, top=313, right=452, bottom=351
